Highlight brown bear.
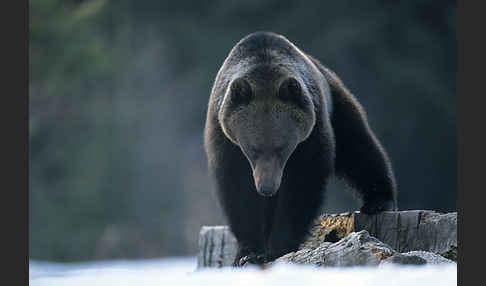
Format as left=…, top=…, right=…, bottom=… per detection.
left=204, top=32, right=397, bottom=266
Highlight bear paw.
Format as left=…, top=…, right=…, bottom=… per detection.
left=235, top=253, right=266, bottom=267
left=360, top=198, right=396, bottom=214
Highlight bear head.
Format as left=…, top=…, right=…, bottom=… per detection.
left=218, top=64, right=316, bottom=197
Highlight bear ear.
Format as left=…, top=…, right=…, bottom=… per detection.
left=278, top=77, right=307, bottom=107
left=229, top=77, right=252, bottom=105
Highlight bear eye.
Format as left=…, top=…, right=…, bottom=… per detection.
left=278, top=77, right=310, bottom=109
left=278, top=77, right=301, bottom=101
left=229, top=78, right=252, bottom=105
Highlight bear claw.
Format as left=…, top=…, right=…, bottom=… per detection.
left=237, top=253, right=266, bottom=266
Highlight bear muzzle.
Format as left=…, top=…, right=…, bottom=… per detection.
left=253, top=157, right=283, bottom=197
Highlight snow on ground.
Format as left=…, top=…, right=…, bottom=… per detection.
left=30, top=256, right=457, bottom=286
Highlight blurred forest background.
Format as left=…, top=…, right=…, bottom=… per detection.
left=29, top=0, right=456, bottom=262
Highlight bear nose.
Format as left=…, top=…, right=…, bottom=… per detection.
left=257, top=185, right=277, bottom=197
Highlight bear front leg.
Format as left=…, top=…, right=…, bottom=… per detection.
left=307, top=57, right=397, bottom=213
left=329, top=76, right=397, bottom=213
left=264, top=183, right=326, bottom=261
left=232, top=198, right=277, bottom=266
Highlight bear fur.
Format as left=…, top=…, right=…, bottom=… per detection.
left=204, top=32, right=397, bottom=266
